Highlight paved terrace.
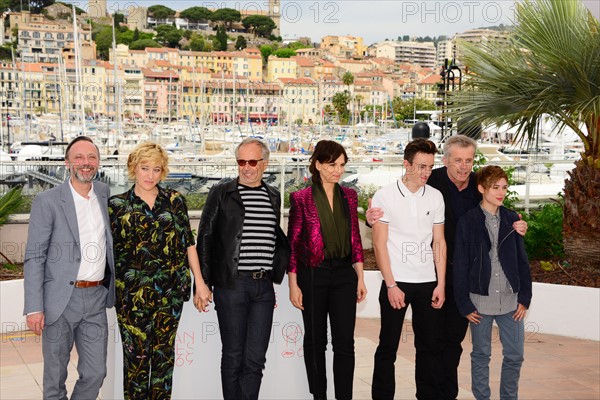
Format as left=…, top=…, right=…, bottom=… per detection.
left=1, top=318, right=598, bottom=399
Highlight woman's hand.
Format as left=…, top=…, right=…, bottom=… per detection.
left=289, top=282, right=304, bottom=310
left=194, top=281, right=212, bottom=312
left=357, top=279, right=367, bottom=303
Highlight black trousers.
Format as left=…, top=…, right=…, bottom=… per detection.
left=440, top=284, right=469, bottom=400
left=297, top=261, right=358, bottom=400
left=372, top=281, right=444, bottom=400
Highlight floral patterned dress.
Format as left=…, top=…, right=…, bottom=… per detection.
left=109, top=185, right=194, bottom=399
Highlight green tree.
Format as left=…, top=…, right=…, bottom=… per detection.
left=147, top=5, right=176, bottom=19
left=332, top=91, right=351, bottom=125
left=155, top=24, right=183, bottom=48
left=235, top=35, right=247, bottom=50
left=242, top=15, right=276, bottom=38
left=342, top=71, right=354, bottom=92
left=214, top=25, right=228, bottom=51
left=189, top=34, right=207, bottom=51
left=450, top=0, right=600, bottom=268
left=287, top=41, right=310, bottom=51
left=391, top=97, right=436, bottom=122
left=273, top=48, right=295, bottom=58
left=210, top=8, right=241, bottom=29
left=180, top=6, right=212, bottom=22
left=129, top=39, right=162, bottom=50
left=93, top=25, right=113, bottom=59
left=259, top=44, right=274, bottom=63
left=113, top=12, right=125, bottom=27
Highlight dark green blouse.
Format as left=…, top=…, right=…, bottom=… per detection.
left=313, top=183, right=351, bottom=260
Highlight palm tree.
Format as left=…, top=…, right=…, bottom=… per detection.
left=342, top=71, right=354, bottom=93
left=450, top=0, right=600, bottom=268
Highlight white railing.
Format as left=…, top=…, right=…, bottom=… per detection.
left=1, top=156, right=574, bottom=212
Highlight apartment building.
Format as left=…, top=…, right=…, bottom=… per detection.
left=9, top=11, right=94, bottom=63
left=266, top=56, right=297, bottom=82
left=375, top=41, right=436, bottom=69
left=416, top=73, right=442, bottom=101
left=277, top=77, right=318, bottom=124
left=453, top=29, right=509, bottom=65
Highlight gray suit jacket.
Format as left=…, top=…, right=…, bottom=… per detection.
left=23, top=180, right=116, bottom=325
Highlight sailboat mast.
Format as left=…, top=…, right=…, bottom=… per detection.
left=72, top=5, right=86, bottom=136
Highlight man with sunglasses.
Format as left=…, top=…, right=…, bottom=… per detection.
left=197, top=137, right=290, bottom=400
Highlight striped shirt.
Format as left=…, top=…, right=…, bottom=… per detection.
left=237, top=184, right=277, bottom=271
left=470, top=205, right=518, bottom=315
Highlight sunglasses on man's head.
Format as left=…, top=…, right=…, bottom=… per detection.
left=236, top=159, right=263, bottom=167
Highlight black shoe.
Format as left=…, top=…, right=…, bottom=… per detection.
left=313, top=394, right=327, bottom=400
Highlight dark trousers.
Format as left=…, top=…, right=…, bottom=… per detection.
left=297, top=262, right=358, bottom=400
left=372, top=281, right=444, bottom=400
left=214, top=274, right=276, bottom=400
left=440, top=284, right=469, bottom=400
left=116, top=288, right=183, bottom=400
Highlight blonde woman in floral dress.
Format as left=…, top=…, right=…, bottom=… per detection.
left=109, top=142, right=211, bottom=399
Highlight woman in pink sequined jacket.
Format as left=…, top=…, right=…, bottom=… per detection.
left=287, top=140, right=366, bottom=400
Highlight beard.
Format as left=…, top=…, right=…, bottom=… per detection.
left=71, top=165, right=98, bottom=182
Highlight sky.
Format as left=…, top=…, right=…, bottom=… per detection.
left=70, top=1, right=599, bottom=45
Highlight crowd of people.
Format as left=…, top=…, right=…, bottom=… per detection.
left=23, top=134, right=532, bottom=400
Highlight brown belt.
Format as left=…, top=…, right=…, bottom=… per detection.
left=73, top=279, right=105, bottom=288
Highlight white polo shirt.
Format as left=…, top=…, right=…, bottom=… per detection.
left=372, top=179, right=445, bottom=283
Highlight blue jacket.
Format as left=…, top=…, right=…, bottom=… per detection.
left=453, top=205, right=532, bottom=317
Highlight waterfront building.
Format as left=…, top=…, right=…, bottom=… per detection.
left=277, top=77, right=318, bottom=124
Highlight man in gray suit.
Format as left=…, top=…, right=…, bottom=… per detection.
left=24, top=136, right=115, bottom=400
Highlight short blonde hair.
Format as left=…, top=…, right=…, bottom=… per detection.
left=127, top=142, right=170, bottom=181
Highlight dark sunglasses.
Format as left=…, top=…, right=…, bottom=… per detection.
left=236, top=159, right=263, bottom=167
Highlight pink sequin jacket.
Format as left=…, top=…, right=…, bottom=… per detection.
left=287, top=185, right=364, bottom=273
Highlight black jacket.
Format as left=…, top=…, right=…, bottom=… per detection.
left=453, top=206, right=532, bottom=317
left=197, top=179, right=290, bottom=289
left=427, top=167, right=481, bottom=281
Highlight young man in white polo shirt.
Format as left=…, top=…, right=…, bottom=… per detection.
left=371, top=138, right=447, bottom=400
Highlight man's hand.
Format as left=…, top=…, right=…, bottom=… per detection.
left=26, top=312, right=45, bottom=335
left=387, top=286, right=406, bottom=309
left=366, top=199, right=384, bottom=226
left=431, top=285, right=445, bottom=309
left=513, top=213, right=528, bottom=236
left=513, top=303, right=528, bottom=321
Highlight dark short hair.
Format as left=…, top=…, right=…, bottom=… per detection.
left=476, top=165, right=508, bottom=190
left=65, top=136, right=99, bottom=159
left=309, top=140, right=348, bottom=185
left=403, top=138, right=437, bottom=164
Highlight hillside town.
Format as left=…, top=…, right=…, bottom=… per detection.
left=0, top=0, right=509, bottom=127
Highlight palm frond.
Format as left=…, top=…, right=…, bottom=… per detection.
left=451, top=0, right=600, bottom=155
left=0, top=187, right=24, bottom=226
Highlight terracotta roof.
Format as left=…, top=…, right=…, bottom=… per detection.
left=277, top=77, right=317, bottom=85
left=418, top=73, right=442, bottom=84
